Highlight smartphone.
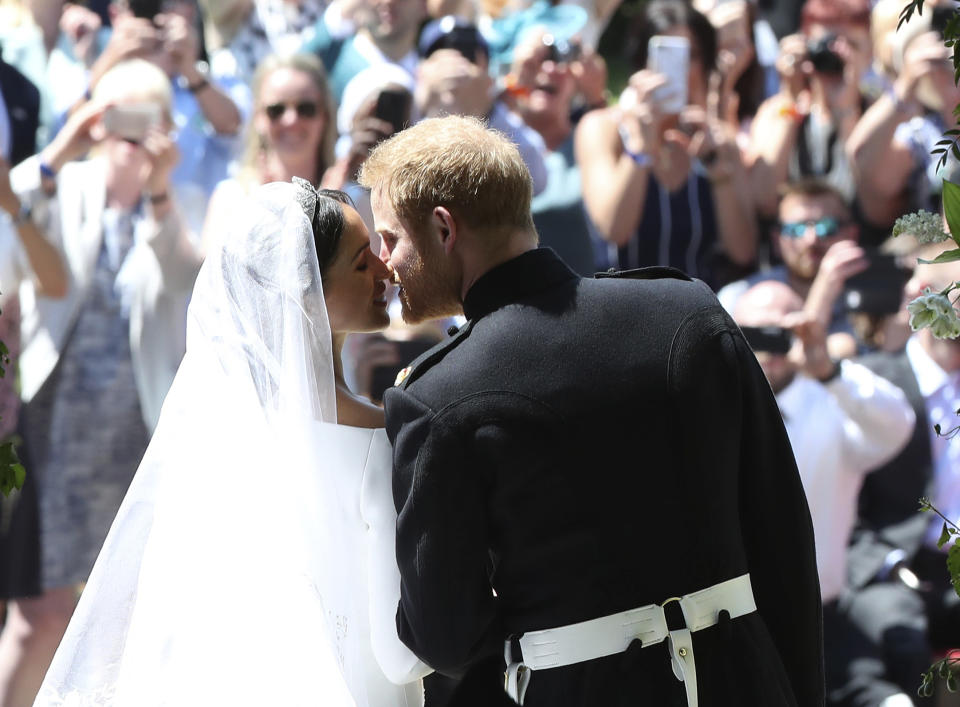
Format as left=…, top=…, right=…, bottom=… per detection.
left=127, top=0, right=163, bottom=20
left=843, top=252, right=912, bottom=315
left=740, top=325, right=792, bottom=355
left=647, top=35, right=689, bottom=114
left=374, top=89, right=412, bottom=137
left=103, top=104, right=162, bottom=142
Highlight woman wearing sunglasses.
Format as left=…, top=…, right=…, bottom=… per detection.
left=201, top=52, right=337, bottom=251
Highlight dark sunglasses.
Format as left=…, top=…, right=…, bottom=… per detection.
left=778, top=217, right=844, bottom=240
left=264, top=101, right=320, bottom=122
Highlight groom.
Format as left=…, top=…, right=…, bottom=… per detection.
left=360, top=116, right=824, bottom=707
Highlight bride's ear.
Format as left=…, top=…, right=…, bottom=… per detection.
left=432, top=206, right=457, bottom=256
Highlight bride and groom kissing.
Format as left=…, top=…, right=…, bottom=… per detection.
left=34, top=116, right=825, bottom=707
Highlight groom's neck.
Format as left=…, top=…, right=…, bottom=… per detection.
left=459, top=229, right=539, bottom=301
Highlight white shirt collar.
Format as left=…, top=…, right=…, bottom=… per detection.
left=906, top=334, right=952, bottom=398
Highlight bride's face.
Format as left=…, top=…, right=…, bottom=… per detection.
left=323, top=205, right=392, bottom=334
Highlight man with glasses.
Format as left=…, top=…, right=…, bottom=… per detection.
left=719, top=178, right=867, bottom=351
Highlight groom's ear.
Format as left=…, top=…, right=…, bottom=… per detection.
left=432, top=206, right=457, bottom=256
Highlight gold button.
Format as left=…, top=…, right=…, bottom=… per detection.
left=678, top=648, right=687, bottom=657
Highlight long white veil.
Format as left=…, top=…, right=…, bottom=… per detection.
left=35, top=182, right=374, bottom=706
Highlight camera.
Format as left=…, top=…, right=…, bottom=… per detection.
left=843, top=252, right=912, bottom=316
left=806, top=34, right=844, bottom=76
left=542, top=34, right=581, bottom=64
left=740, top=326, right=793, bottom=355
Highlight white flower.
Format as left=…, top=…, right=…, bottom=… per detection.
left=907, top=288, right=960, bottom=338
left=893, top=210, right=953, bottom=244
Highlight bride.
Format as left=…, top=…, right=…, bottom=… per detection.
left=33, top=179, right=431, bottom=705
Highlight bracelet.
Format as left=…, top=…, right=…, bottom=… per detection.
left=885, top=84, right=910, bottom=114
left=39, top=161, right=56, bottom=179
left=777, top=102, right=803, bottom=123
left=186, top=76, right=209, bottom=94
left=618, top=125, right=652, bottom=168
left=12, top=200, right=33, bottom=227
left=148, top=191, right=169, bottom=205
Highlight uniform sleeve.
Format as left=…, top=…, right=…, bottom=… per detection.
left=385, top=386, right=504, bottom=678
left=727, top=329, right=826, bottom=707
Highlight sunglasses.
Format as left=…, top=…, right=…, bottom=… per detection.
left=778, top=217, right=844, bottom=240
left=263, top=101, right=320, bottom=122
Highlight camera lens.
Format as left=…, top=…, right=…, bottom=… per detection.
left=806, top=34, right=844, bottom=75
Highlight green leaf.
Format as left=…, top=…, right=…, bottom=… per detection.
left=0, top=441, right=25, bottom=497
left=943, top=181, right=960, bottom=246
left=941, top=522, right=953, bottom=549
left=948, top=541, right=960, bottom=600
left=919, top=248, right=960, bottom=264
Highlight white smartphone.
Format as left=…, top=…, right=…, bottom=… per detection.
left=647, top=35, right=690, bottom=114
left=103, top=103, right=162, bottom=142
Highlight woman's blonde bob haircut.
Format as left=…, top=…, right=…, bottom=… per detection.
left=358, top=115, right=534, bottom=238
left=93, top=58, right=173, bottom=120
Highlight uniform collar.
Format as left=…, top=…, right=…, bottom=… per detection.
left=463, top=247, right=578, bottom=321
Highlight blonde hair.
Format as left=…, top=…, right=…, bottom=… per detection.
left=239, top=53, right=337, bottom=187
left=93, top=58, right=173, bottom=119
left=358, top=115, right=534, bottom=240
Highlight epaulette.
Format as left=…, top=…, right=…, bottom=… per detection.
left=594, top=266, right=692, bottom=281
left=392, top=320, right=476, bottom=391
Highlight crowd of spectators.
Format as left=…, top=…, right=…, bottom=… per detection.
left=0, top=0, right=958, bottom=704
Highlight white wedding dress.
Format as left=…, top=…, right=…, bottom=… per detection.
left=33, top=182, right=430, bottom=706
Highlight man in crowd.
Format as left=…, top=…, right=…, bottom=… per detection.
left=720, top=179, right=868, bottom=355
left=734, top=280, right=918, bottom=707
left=305, top=0, right=426, bottom=101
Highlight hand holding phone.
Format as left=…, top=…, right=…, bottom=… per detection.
left=374, top=89, right=412, bottom=136
left=647, top=35, right=690, bottom=114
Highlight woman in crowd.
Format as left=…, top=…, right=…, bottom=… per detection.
left=848, top=16, right=960, bottom=228
left=201, top=52, right=337, bottom=251
left=575, top=0, right=757, bottom=288
left=747, top=0, right=872, bottom=220
left=0, top=58, right=201, bottom=706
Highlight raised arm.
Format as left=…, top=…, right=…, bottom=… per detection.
left=574, top=71, right=665, bottom=247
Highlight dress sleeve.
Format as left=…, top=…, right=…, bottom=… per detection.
left=359, top=428, right=434, bottom=685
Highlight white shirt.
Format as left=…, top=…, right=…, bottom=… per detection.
left=905, top=336, right=960, bottom=547
left=777, top=361, right=915, bottom=602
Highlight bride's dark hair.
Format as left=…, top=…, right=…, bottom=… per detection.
left=294, top=179, right=357, bottom=274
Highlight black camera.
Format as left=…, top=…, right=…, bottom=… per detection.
left=741, top=326, right=793, bottom=355
left=807, top=34, right=844, bottom=76
left=843, top=252, right=912, bottom=316
left=542, top=34, right=581, bottom=64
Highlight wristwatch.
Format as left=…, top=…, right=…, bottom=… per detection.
left=12, top=199, right=33, bottom=227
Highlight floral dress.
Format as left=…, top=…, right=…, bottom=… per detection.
left=19, top=208, right=151, bottom=590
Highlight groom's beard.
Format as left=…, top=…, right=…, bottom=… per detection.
left=397, top=242, right=462, bottom=324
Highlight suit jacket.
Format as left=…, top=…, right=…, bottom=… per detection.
left=0, top=58, right=40, bottom=166
left=384, top=248, right=825, bottom=707
left=848, top=350, right=934, bottom=590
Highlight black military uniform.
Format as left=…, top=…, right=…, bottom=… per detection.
left=385, top=248, right=824, bottom=706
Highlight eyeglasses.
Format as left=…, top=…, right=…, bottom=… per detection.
left=778, top=217, right=844, bottom=240
left=263, top=101, right=320, bottom=122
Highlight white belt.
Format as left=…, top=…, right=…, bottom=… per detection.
left=504, top=573, right=756, bottom=706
